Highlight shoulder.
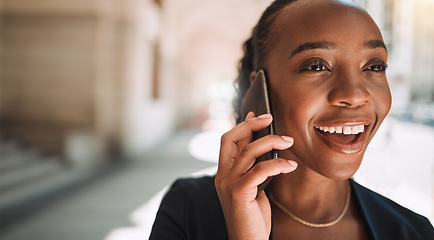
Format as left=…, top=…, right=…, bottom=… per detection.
left=168, top=176, right=221, bottom=211
left=171, top=176, right=225, bottom=217
left=150, top=176, right=228, bottom=240
left=350, top=179, right=434, bottom=240
left=170, top=176, right=217, bottom=196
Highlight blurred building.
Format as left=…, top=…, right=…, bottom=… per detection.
left=0, top=0, right=172, bottom=160
left=0, top=0, right=270, bottom=161
left=0, top=0, right=171, bottom=229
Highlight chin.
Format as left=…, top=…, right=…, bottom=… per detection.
left=326, top=167, right=359, bottom=181
left=310, top=153, right=365, bottom=181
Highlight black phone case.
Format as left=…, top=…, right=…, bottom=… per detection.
left=240, top=70, right=278, bottom=197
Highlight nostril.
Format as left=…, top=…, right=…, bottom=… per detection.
left=328, top=87, right=370, bottom=108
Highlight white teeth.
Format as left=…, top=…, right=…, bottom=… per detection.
left=351, top=126, right=359, bottom=134
left=343, top=126, right=352, bottom=135
left=315, top=125, right=365, bottom=135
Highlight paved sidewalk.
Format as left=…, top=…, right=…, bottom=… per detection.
left=0, top=129, right=215, bottom=240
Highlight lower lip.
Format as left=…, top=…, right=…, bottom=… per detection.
left=314, top=127, right=367, bottom=154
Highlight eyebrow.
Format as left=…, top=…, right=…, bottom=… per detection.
left=289, top=39, right=388, bottom=60
left=363, top=40, right=388, bottom=53
left=289, top=41, right=336, bottom=59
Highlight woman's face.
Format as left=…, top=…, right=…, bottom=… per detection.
left=263, top=0, right=392, bottom=180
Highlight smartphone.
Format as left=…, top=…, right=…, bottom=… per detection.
left=240, top=69, right=278, bottom=197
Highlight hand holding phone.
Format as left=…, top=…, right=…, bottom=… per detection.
left=240, top=69, right=278, bottom=196
left=215, top=70, right=296, bottom=238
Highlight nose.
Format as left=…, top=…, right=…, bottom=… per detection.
left=327, top=70, right=371, bottom=108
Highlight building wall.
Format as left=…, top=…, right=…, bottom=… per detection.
left=0, top=0, right=175, bottom=160
left=0, top=1, right=98, bottom=155
left=412, top=0, right=434, bottom=102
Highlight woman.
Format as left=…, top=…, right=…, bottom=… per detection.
left=150, top=0, right=434, bottom=239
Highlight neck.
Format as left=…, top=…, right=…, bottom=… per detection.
left=269, top=164, right=350, bottom=223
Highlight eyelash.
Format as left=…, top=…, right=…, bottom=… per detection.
left=299, top=59, right=330, bottom=72
left=299, top=59, right=388, bottom=72
left=363, top=61, right=388, bottom=72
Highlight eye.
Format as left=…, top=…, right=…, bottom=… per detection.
left=310, top=63, right=326, bottom=71
left=363, top=59, right=388, bottom=72
left=365, top=64, right=387, bottom=71
left=299, top=59, right=330, bottom=72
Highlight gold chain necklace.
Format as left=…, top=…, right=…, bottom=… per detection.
left=269, top=182, right=351, bottom=228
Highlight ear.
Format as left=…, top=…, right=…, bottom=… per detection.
left=249, top=71, right=257, bottom=84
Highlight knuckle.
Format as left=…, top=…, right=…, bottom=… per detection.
left=220, top=132, right=231, bottom=144
left=218, top=179, right=231, bottom=193
left=241, top=143, right=252, bottom=155
left=252, top=162, right=265, bottom=174
left=214, top=178, right=221, bottom=192
left=220, top=132, right=228, bottom=142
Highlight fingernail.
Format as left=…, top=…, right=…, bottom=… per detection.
left=288, top=160, right=298, bottom=167
left=281, top=136, right=293, bottom=143
left=257, top=113, right=271, bottom=119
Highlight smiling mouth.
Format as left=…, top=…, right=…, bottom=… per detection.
left=314, top=124, right=368, bottom=154
left=315, top=125, right=364, bottom=143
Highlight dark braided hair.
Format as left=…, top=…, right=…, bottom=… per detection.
left=233, top=0, right=296, bottom=124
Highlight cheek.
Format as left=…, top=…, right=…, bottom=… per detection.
left=271, top=85, right=324, bottom=137
left=365, top=81, right=392, bottom=142
left=374, top=82, right=392, bottom=119
left=383, top=87, right=392, bottom=115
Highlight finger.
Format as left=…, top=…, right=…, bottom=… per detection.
left=216, top=112, right=256, bottom=184
left=231, top=134, right=294, bottom=175
left=217, top=113, right=273, bottom=175
left=239, top=159, right=298, bottom=194
left=233, top=112, right=256, bottom=158
left=219, top=113, right=272, bottom=161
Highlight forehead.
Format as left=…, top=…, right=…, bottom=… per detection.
left=271, top=0, right=383, bottom=49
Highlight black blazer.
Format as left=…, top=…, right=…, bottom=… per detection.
left=149, top=176, right=433, bottom=239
